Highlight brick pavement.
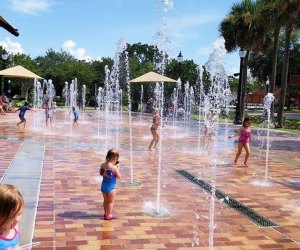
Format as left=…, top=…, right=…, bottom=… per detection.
left=0, top=110, right=300, bottom=249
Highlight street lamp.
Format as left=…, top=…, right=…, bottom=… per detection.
left=7, top=80, right=11, bottom=98
left=234, top=47, right=247, bottom=125
left=177, top=51, right=183, bottom=62
left=1, top=49, right=8, bottom=94
left=177, top=51, right=184, bottom=92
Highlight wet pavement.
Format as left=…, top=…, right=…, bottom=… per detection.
left=1, top=109, right=300, bottom=250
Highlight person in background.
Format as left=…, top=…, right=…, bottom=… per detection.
left=71, top=107, right=79, bottom=126
left=148, top=108, right=161, bottom=150
left=16, top=101, right=34, bottom=128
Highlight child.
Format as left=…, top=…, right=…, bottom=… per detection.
left=0, top=184, right=24, bottom=250
left=71, top=107, right=79, bottom=126
left=204, top=111, right=212, bottom=136
left=45, top=106, right=53, bottom=126
left=148, top=108, right=161, bottom=150
left=16, top=101, right=34, bottom=128
left=99, top=149, right=121, bottom=220
left=228, top=117, right=252, bottom=166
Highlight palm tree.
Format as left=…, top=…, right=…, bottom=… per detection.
left=276, top=0, right=300, bottom=128
left=220, top=0, right=270, bottom=122
left=257, top=0, right=282, bottom=94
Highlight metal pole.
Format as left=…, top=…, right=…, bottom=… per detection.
left=3, top=60, right=5, bottom=94
left=94, top=83, right=97, bottom=110
left=234, top=57, right=243, bottom=124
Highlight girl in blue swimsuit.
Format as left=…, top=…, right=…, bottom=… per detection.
left=0, top=184, right=24, bottom=250
left=99, top=149, right=121, bottom=220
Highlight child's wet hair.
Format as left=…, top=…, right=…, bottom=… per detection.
left=243, top=117, right=251, bottom=127
left=0, top=184, right=24, bottom=229
left=24, top=101, right=29, bottom=106
left=106, top=149, right=119, bottom=162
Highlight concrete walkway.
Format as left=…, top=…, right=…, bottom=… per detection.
left=1, top=140, right=44, bottom=246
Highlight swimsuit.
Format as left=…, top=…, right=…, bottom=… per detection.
left=100, top=168, right=116, bottom=194
left=239, top=129, right=251, bottom=145
left=0, top=228, right=20, bottom=250
left=151, top=115, right=159, bottom=130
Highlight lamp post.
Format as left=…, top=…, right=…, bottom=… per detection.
left=177, top=51, right=184, bottom=92
left=266, top=78, right=270, bottom=93
left=7, top=80, right=11, bottom=98
left=177, top=51, right=183, bottom=62
left=234, top=47, right=247, bottom=125
left=1, top=49, right=8, bottom=94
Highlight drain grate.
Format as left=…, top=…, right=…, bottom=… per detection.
left=176, top=169, right=278, bottom=228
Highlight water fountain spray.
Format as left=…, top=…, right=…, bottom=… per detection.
left=263, top=93, right=275, bottom=182
left=203, top=37, right=229, bottom=249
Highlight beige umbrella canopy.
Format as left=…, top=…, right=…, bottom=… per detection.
left=0, top=65, right=43, bottom=79
left=129, top=71, right=176, bottom=83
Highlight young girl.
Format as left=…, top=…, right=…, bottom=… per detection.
left=148, top=109, right=161, bottom=150
left=99, top=149, right=121, bottom=220
left=228, top=117, right=252, bottom=166
left=16, top=101, right=34, bottom=128
left=0, top=184, right=24, bottom=250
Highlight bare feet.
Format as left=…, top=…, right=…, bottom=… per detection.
left=234, top=160, right=237, bottom=165
left=244, top=162, right=249, bottom=167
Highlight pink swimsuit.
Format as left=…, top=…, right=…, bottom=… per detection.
left=239, top=128, right=251, bottom=144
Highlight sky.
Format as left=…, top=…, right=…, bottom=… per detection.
left=0, top=0, right=240, bottom=74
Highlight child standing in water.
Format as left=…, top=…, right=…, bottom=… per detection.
left=0, top=184, right=24, bottom=250
left=148, top=108, right=161, bottom=150
left=99, top=149, right=121, bottom=220
left=228, top=117, right=252, bottom=166
left=71, top=107, right=79, bottom=126
left=16, top=101, right=34, bottom=128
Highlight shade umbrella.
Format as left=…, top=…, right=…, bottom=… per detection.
left=129, top=71, right=176, bottom=83
left=0, top=65, right=43, bottom=79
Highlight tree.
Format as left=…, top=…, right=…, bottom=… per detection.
left=276, top=0, right=300, bottom=127
left=258, top=0, right=283, bottom=93
left=35, top=50, right=96, bottom=101
left=220, top=0, right=270, bottom=122
left=165, top=59, right=198, bottom=97
left=248, top=31, right=300, bottom=88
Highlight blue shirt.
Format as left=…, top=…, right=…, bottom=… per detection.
left=73, top=110, right=79, bottom=120
left=19, top=106, right=29, bottom=117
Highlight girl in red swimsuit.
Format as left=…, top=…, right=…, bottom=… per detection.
left=228, top=117, right=252, bottom=166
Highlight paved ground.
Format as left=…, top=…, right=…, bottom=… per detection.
left=1, top=109, right=300, bottom=250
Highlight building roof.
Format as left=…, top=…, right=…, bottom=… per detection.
left=0, top=16, right=19, bottom=37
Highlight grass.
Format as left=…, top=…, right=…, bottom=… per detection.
left=191, top=114, right=300, bottom=134
left=276, top=128, right=300, bottom=134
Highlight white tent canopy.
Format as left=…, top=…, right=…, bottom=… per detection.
left=0, top=65, right=43, bottom=79
left=129, top=71, right=176, bottom=83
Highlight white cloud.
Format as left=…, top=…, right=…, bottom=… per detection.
left=9, top=0, right=54, bottom=15
left=197, top=46, right=212, bottom=57
left=0, top=37, right=24, bottom=54
left=176, top=14, right=221, bottom=29
left=61, top=40, right=92, bottom=61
